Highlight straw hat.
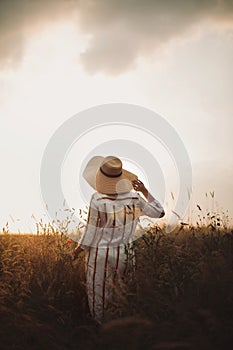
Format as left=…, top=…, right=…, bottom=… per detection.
left=82, top=156, right=138, bottom=194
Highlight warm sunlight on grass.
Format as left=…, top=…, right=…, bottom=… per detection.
left=0, top=211, right=233, bottom=349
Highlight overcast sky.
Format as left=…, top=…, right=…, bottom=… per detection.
left=0, top=0, right=232, bottom=232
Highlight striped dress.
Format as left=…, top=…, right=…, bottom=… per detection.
left=78, top=191, right=164, bottom=323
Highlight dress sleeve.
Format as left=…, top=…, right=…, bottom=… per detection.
left=78, top=195, right=100, bottom=249
left=138, top=194, right=165, bottom=218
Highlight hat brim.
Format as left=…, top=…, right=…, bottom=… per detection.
left=82, top=156, right=138, bottom=194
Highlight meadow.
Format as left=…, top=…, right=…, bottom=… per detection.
left=0, top=218, right=233, bottom=350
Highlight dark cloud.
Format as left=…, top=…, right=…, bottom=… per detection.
left=0, top=0, right=233, bottom=73
left=79, top=0, right=233, bottom=74
left=0, top=0, right=75, bottom=68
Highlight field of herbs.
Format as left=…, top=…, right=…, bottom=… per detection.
left=1, top=218, right=233, bottom=350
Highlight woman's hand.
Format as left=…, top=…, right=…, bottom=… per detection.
left=132, top=179, right=147, bottom=194
left=132, top=179, right=155, bottom=203
left=69, top=246, right=83, bottom=261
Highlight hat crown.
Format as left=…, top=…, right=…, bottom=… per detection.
left=100, top=156, right=122, bottom=177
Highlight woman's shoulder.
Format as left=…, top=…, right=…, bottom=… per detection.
left=92, top=191, right=140, bottom=201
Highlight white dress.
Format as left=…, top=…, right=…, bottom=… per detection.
left=78, top=191, right=164, bottom=323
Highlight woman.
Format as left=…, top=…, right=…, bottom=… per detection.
left=71, top=156, right=165, bottom=323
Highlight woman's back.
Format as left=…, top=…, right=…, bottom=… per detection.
left=80, top=191, right=164, bottom=249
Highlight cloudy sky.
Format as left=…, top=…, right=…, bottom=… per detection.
left=0, top=0, right=232, bottom=232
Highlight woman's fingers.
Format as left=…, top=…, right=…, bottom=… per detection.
left=132, top=179, right=146, bottom=191
left=132, top=179, right=143, bottom=185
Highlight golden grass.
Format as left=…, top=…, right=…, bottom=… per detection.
left=0, top=221, right=233, bottom=349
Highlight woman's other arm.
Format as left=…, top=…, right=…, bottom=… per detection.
left=71, top=195, right=99, bottom=260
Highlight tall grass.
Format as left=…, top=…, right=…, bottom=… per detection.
left=0, top=220, right=233, bottom=349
